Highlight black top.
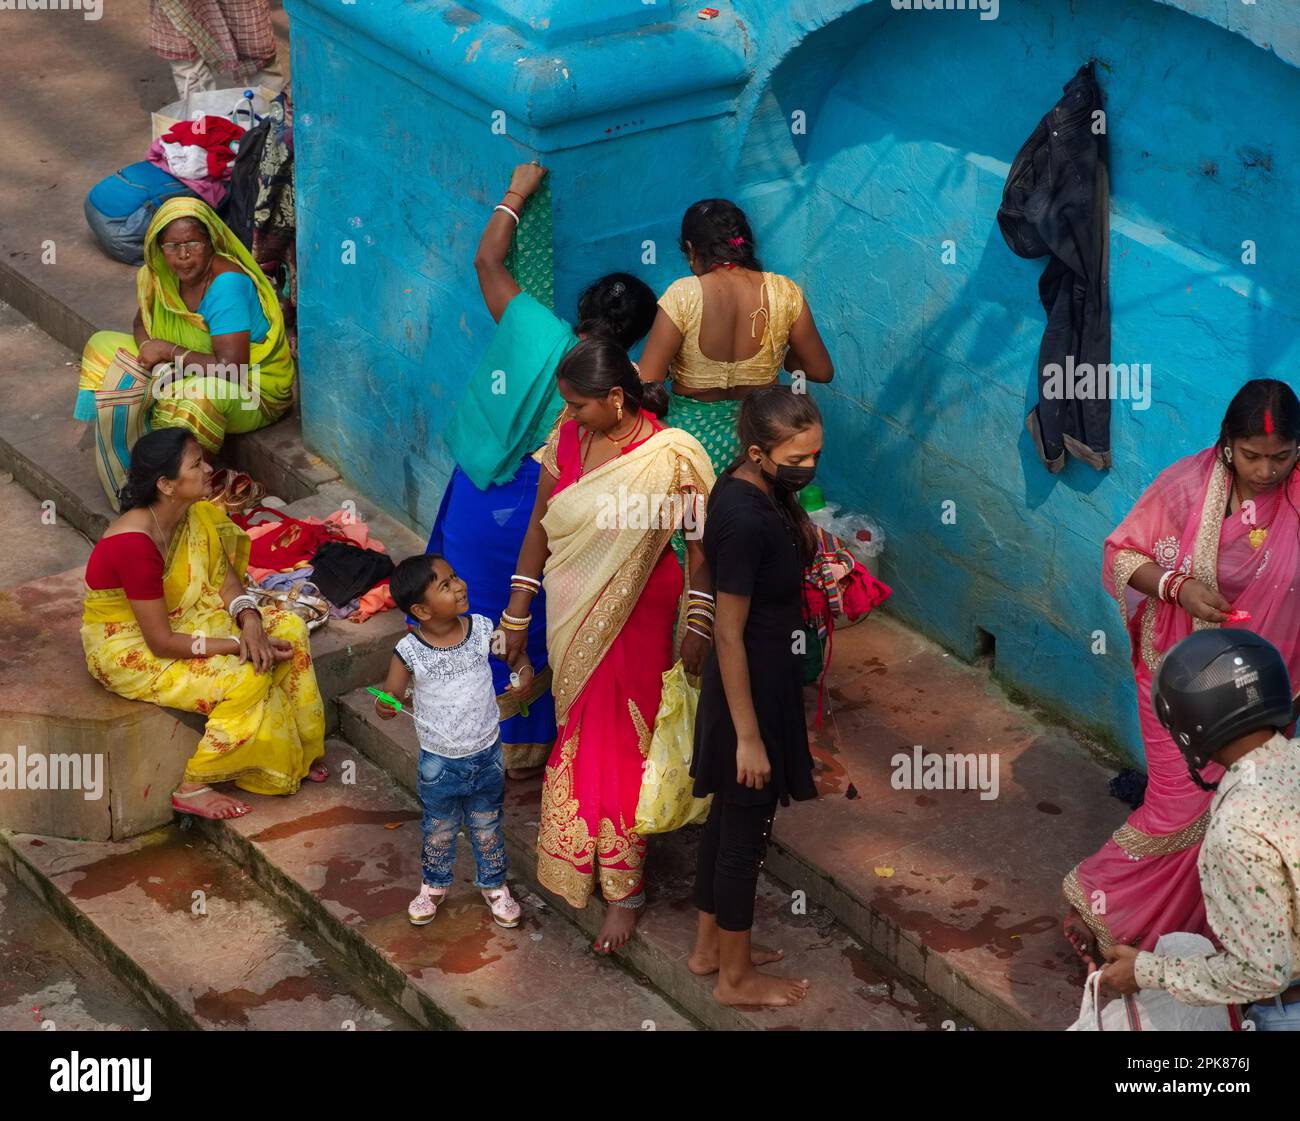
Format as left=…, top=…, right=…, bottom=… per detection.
left=691, top=470, right=816, bottom=806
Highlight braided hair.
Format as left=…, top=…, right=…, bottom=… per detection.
left=679, top=199, right=762, bottom=272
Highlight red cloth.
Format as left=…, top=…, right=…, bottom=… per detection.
left=84, top=532, right=165, bottom=599
left=161, top=117, right=245, bottom=179
left=244, top=507, right=347, bottom=571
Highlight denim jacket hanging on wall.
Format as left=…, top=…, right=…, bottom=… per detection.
left=998, top=62, right=1112, bottom=474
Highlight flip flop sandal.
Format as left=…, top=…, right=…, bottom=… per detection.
left=243, top=581, right=331, bottom=631
left=171, top=786, right=249, bottom=820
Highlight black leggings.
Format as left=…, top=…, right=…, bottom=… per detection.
left=693, top=796, right=776, bottom=932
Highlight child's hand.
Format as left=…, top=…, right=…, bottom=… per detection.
left=374, top=696, right=399, bottom=720
left=507, top=661, right=534, bottom=698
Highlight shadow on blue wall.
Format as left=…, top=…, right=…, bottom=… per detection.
left=731, top=0, right=1299, bottom=761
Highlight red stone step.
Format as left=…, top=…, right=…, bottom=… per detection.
left=769, top=613, right=1119, bottom=1029
left=0, top=824, right=417, bottom=1031
left=195, top=740, right=699, bottom=1031
left=0, top=862, right=162, bottom=1031
left=337, top=691, right=961, bottom=1030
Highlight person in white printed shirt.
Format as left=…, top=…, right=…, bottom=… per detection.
left=1101, top=629, right=1300, bottom=1030
left=377, top=553, right=532, bottom=929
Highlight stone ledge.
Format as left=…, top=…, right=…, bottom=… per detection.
left=0, top=565, right=408, bottom=841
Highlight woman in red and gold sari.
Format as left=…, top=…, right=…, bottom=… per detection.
left=502, top=338, right=715, bottom=952
left=1064, top=379, right=1300, bottom=965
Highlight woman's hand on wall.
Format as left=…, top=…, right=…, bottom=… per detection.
left=507, top=161, right=547, bottom=202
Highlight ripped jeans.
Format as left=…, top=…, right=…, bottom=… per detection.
left=417, top=737, right=508, bottom=890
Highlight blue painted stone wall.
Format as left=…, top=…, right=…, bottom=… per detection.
left=287, top=0, right=1299, bottom=764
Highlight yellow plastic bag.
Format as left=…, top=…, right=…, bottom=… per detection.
left=634, top=661, right=712, bottom=835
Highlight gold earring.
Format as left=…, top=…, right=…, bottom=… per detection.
left=616, top=403, right=623, bottom=422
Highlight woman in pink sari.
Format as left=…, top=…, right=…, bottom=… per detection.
left=1064, top=379, right=1300, bottom=965
left=502, top=338, right=715, bottom=952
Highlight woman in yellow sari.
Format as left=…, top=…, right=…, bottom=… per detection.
left=74, top=197, right=295, bottom=455
left=82, top=427, right=326, bottom=819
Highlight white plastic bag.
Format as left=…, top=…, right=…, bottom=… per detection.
left=152, top=87, right=273, bottom=142
left=1067, top=933, right=1238, bottom=1031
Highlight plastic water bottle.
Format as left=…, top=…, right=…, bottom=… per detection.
left=236, top=88, right=257, bottom=131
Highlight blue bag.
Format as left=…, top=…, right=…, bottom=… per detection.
left=84, top=161, right=198, bottom=265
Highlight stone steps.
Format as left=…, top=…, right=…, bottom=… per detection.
left=191, top=739, right=699, bottom=1031
left=0, top=132, right=1110, bottom=1026
left=337, top=687, right=961, bottom=1031
left=0, top=861, right=162, bottom=1031
left=0, top=822, right=419, bottom=1031
left=0, top=301, right=339, bottom=547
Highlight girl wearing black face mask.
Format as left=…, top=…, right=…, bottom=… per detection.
left=687, top=385, right=822, bottom=1008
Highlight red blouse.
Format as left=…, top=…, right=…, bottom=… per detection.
left=551, top=414, right=666, bottom=496
left=84, top=532, right=165, bottom=599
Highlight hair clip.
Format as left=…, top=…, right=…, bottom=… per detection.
left=728, top=236, right=745, bottom=246
left=610, top=281, right=626, bottom=296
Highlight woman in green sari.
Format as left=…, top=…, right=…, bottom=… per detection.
left=74, top=198, right=294, bottom=455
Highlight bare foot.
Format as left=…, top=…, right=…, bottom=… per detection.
left=594, top=903, right=640, bottom=953
left=507, top=766, right=544, bottom=781
left=1063, top=911, right=1098, bottom=970
left=172, top=784, right=250, bottom=820
left=688, top=943, right=785, bottom=976
left=307, top=760, right=330, bottom=783
left=714, top=968, right=810, bottom=1007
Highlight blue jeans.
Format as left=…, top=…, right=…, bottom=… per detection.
left=1248, top=985, right=1300, bottom=1031
left=417, top=738, right=508, bottom=890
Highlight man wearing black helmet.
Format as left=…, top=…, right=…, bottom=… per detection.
left=1100, top=629, right=1300, bottom=1030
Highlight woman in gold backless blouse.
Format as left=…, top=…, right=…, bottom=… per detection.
left=638, top=199, right=834, bottom=477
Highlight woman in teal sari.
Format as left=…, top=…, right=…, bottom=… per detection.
left=426, top=162, right=658, bottom=778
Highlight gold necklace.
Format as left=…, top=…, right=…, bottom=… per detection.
left=1233, top=479, right=1271, bottom=549
left=605, top=413, right=643, bottom=449
left=148, top=503, right=172, bottom=557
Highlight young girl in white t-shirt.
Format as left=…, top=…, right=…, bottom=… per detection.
left=378, top=553, right=532, bottom=927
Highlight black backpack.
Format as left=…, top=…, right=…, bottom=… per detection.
left=221, top=116, right=270, bottom=249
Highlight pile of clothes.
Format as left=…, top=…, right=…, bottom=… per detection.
left=238, top=506, right=396, bottom=622
left=147, top=114, right=245, bottom=208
